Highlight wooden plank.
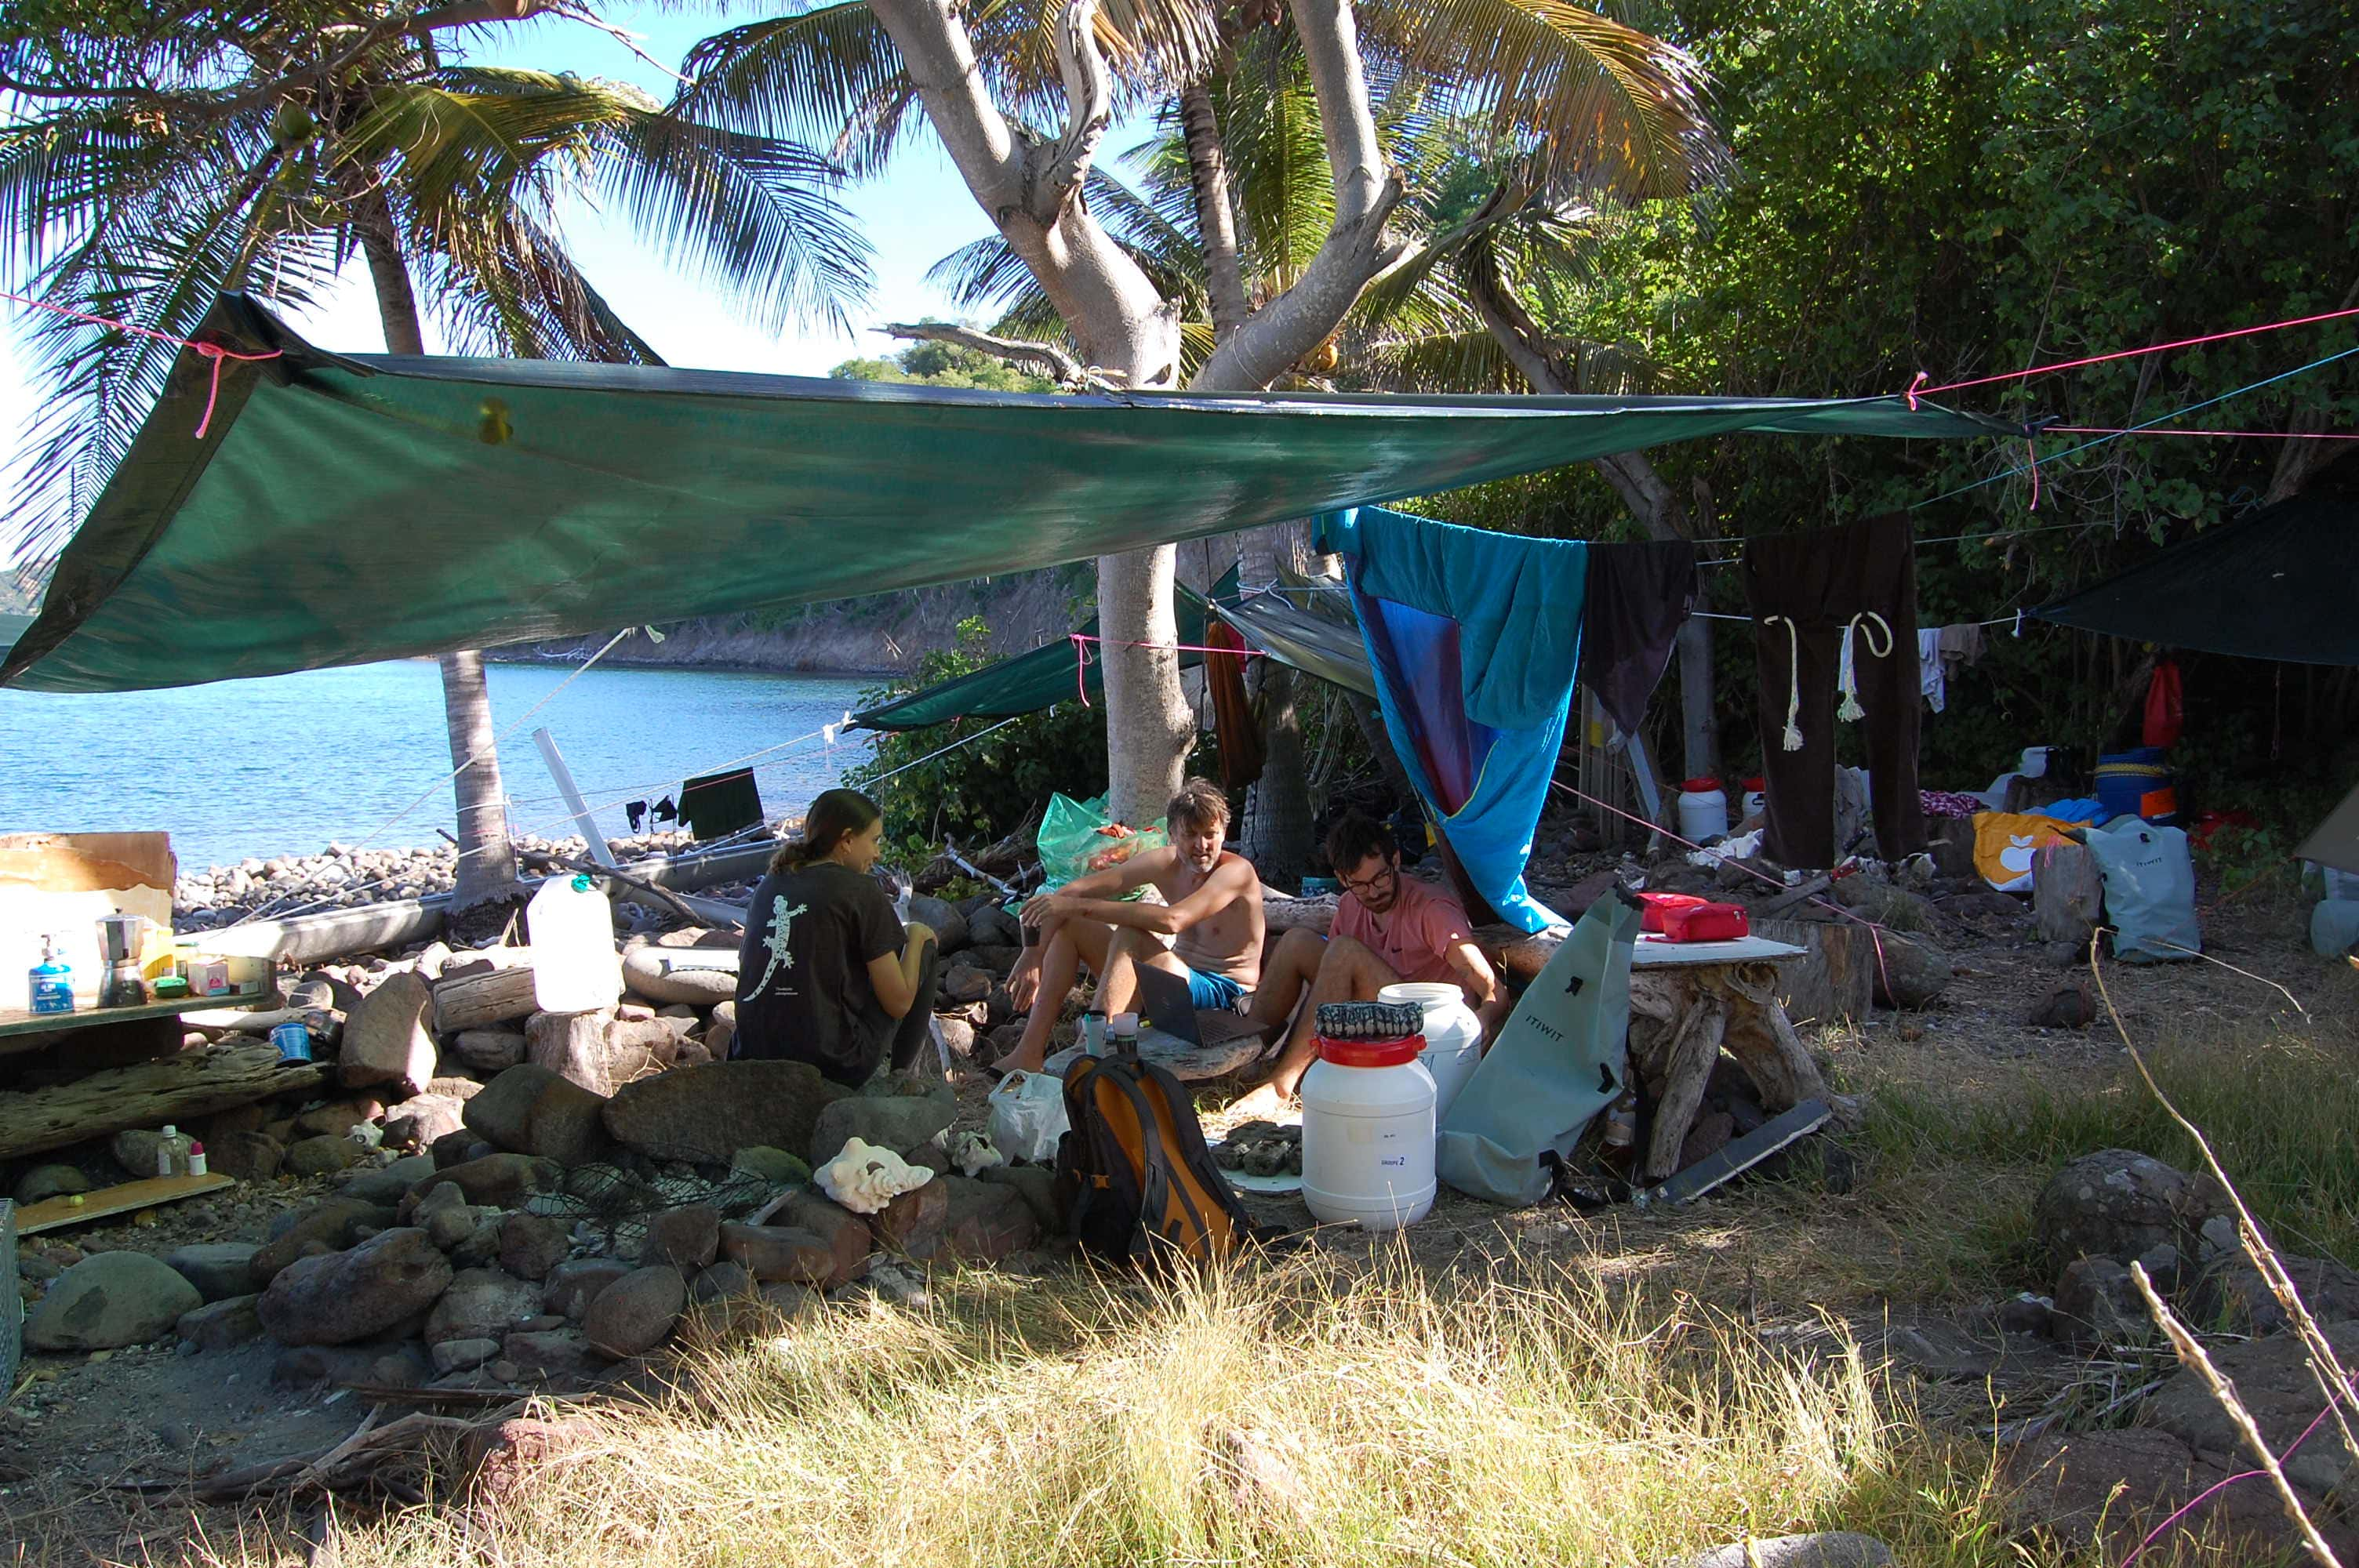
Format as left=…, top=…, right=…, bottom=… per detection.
left=0, top=1040, right=322, bottom=1161
left=16, top=1172, right=234, bottom=1234
left=2, top=1200, right=18, bottom=1397
left=0, top=988, right=273, bottom=1043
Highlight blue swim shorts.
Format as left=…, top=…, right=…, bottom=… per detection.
left=1186, top=967, right=1249, bottom=1012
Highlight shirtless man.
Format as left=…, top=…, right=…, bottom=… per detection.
left=1227, top=812, right=1507, bottom=1119
left=999, top=778, right=1264, bottom=1075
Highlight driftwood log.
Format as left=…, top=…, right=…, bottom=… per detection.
left=0, top=1040, right=325, bottom=1161
left=1628, top=962, right=1828, bottom=1182
left=432, top=961, right=540, bottom=1034
left=2034, top=842, right=2103, bottom=946
left=1750, top=917, right=1874, bottom=1025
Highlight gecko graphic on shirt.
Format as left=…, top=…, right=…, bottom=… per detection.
left=751, top=895, right=809, bottom=996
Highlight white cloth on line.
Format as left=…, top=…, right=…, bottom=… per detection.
left=1918, top=627, right=1946, bottom=713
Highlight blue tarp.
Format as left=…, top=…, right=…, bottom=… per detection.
left=1326, top=506, right=1588, bottom=933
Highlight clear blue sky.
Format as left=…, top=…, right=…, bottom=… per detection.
left=0, top=4, right=1074, bottom=535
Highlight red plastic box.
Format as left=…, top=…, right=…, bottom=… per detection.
left=1637, top=891, right=1711, bottom=935
left=1660, top=901, right=1750, bottom=942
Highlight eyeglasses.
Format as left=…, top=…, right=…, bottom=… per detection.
left=1338, top=864, right=1397, bottom=896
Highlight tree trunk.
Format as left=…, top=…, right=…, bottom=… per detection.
left=1180, top=81, right=1249, bottom=343
left=1099, top=546, right=1194, bottom=825
left=357, top=191, right=519, bottom=909
left=1236, top=521, right=1316, bottom=882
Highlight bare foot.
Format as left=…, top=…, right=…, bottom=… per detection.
left=994, top=1040, right=1049, bottom=1077
left=1226, top=1082, right=1294, bottom=1121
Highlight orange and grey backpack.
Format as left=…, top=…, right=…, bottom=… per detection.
left=1053, top=1052, right=1273, bottom=1266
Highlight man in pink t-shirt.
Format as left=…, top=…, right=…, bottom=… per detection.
left=1229, top=814, right=1509, bottom=1116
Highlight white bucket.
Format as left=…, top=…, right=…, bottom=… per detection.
left=1676, top=781, right=1729, bottom=844
left=1301, top=1036, right=1436, bottom=1231
left=1378, top=982, right=1481, bottom=1123
left=528, top=873, right=623, bottom=1014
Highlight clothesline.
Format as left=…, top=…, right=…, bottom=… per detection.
left=1901, top=301, right=2359, bottom=405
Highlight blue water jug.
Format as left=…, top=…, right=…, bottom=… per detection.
left=28, top=935, right=75, bottom=1015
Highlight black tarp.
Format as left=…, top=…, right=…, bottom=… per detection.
left=2032, top=490, right=2359, bottom=666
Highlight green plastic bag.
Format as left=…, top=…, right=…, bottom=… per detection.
left=1038, top=793, right=1168, bottom=891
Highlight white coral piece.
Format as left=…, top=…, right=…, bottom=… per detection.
left=952, top=1130, right=1005, bottom=1178
left=815, top=1137, right=934, bottom=1215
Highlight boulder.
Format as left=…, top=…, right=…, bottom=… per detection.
left=602, top=1059, right=852, bottom=1166
left=24, top=1252, right=203, bottom=1351
left=402, top=1152, right=562, bottom=1214
left=274, top=1341, right=432, bottom=1390
left=2026, top=982, right=2098, bottom=1030
left=296, top=1100, right=380, bottom=1138
left=502, top=1327, right=603, bottom=1381
left=760, top=1281, right=815, bottom=1318
left=1867, top=933, right=1951, bottom=1009
left=162, top=1242, right=261, bottom=1303
left=176, top=1294, right=265, bottom=1353
left=13, top=1163, right=89, bottom=1206
left=967, top=904, right=1023, bottom=949
left=383, top=1091, right=469, bottom=1149
left=932, top=1015, right=976, bottom=1059
left=340, top=971, right=437, bottom=1092
left=2053, top=1257, right=2151, bottom=1349
left=111, top=1128, right=166, bottom=1179
left=1672, top=1535, right=1893, bottom=1568
left=2148, top=1320, right=2359, bottom=1498
left=425, top=1268, right=543, bottom=1345
left=719, top=1223, right=846, bottom=1287
left=938, top=965, right=992, bottom=1006
left=642, top=1204, right=722, bottom=1271
left=258, top=1228, right=455, bottom=1347
left=775, top=1191, right=873, bottom=1284
left=285, top=1134, right=365, bottom=1178
left=340, top=1153, right=439, bottom=1204
left=294, top=968, right=366, bottom=1016
left=431, top=1130, right=485, bottom=1169
left=251, top=1199, right=397, bottom=1287
left=729, top=1145, right=812, bottom=1186
left=979, top=1164, right=1063, bottom=1232
left=808, top=1080, right=958, bottom=1166
left=581, top=1265, right=686, bottom=1357
left=2185, top=1249, right=2359, bottom=1337
left=529, top=1008, right=679, bottom=1098
left=925, top=1176, right=1041, bottom=1264
left=905, top=895, right=969, bottom=954
left=690, top=1260, right=758, bottom=1304
left=461, top=1414, right=601, bottom=1504
left=621, top=946, right=739, bottom=1006
left=543, top=1258, right=634, bottom=1321
left=703, top=1000, right=737, bottom=1062
left=497, top=1214, right=572, bottom=1283
left=871, top=1178, right=951, bottom=1257
left=2031, top=1150, right=2223, bottom=1271
left=463, top=1063, right=612, bottom=1167
left=453, top=1029, right=529, bottom=1073
left=208, top=1131, right=285, bottom=1181
left=432, top=1337, right=503, bottom=1375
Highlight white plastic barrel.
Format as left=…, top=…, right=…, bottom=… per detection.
left=529, top=873, right=623, bottom=1014
left=1676, top=778, right=1729, bottom=843
left=1377, top=982, right=1481, bottom=1123
left=1301, top=1036, right=1437, bottom=1231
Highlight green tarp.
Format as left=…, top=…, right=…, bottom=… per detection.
left=849, top=575, right=1230, bottom=731
left=1213, top=589, right=1378, bottom=699
left=2, top=293, right=2021, bottom=694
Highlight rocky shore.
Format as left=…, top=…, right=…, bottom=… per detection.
left=171, top=829, right=753, bottom=930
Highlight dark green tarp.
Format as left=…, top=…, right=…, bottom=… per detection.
left=1212, top=589, right=1378, bottom=699
left=849, top=574, right=1230, bottom=731
left=2, top=293, right=2020, bottom=694
left=2032, top=489, right=2359, bottom=666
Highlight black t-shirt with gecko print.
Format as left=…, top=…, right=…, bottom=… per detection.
left=732, top=860, right=906, bottom=1087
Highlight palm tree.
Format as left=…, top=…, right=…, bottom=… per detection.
left=3, top=12, right=871, bottom=913
left=674, top=0, right=1720, bottom=824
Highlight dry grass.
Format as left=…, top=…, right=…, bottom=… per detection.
left=171, top=1250, right=2081, bottom=1568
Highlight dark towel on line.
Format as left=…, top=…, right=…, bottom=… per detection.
left=1743, top=514, right=1925, bottom=870
left=1205, top=618, right=1264, bottom=789
left=1580, top=539, right=1699, bottom=739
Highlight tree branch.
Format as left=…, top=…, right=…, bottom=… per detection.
left=1189, top=0, right=1403, bottom=390
left=1036, top=0, right=1114, bottom=220
left=882, top=321, right=1083, bottom=384
left=1180, top=81, right=1249, bottom=342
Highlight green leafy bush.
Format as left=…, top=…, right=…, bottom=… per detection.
left=845, top=616, right=1110, bottom=863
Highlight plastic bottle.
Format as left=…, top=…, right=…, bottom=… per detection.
left=1301, top=1034, right=1437, bottom=1230
left=528, top=873, right=623, bottom=1014
left=156, top=1125, right=193, bottom=1178
left=1081, top=1014, right=1107, bottom=1057
left=28, top=935, right=75, bottom=1015
left=188, top=1142, right=209, bottom=1178
left=1676, top=778, right=1730, bottom=843
left=1376, top=982, right=1482, bottom=1123
left=1107, top=1011, right=1139, bottom=1055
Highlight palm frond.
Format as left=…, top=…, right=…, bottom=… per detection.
left=675, top=5, right=919, bottom=178
left=1356, top=0, right=1721, bottom=202
left=417, top=205, right=666, bottom=364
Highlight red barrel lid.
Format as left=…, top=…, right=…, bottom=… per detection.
left=1680, top=776, right=1721, bottom=793
left=1317, top=1034, right=1426, bottom=1068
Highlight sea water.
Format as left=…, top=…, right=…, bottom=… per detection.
left=0, top=659, right=878, bottom=872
